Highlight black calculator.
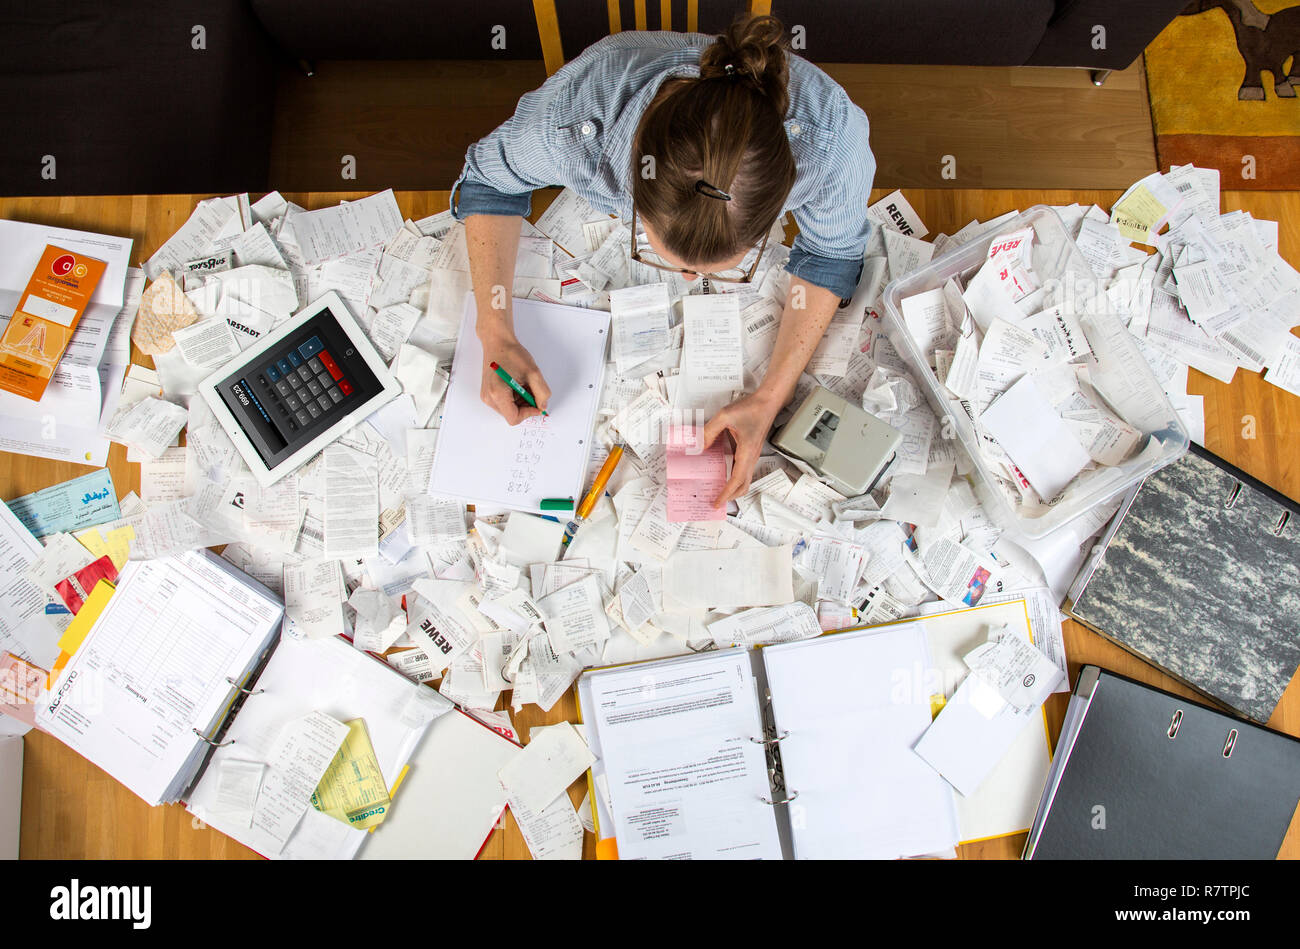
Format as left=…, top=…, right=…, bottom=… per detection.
left=202, top=293, right=398, bottom=483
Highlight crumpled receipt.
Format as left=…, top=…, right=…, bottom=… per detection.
left=962, top=622, right=1063, bottom=715
left=131, top=271, right=201, bottom=356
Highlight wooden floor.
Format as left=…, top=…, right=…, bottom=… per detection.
left=268, top=59, right=1157, bottom=192
left=5, top=186, right=1298, bottom=861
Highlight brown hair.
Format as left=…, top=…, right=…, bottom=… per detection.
left=632, top=14, right=797, bottom=268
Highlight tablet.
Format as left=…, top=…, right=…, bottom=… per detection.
left=199, top=291, right=400, bottom=486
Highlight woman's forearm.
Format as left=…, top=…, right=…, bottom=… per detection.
left=465, top=213, right=524, bottom=342
left=753, top=276, right=841, bottom=410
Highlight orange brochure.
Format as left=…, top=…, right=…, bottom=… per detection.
left=0, top=244, right=107, bottom=401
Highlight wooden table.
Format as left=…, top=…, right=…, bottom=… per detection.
left=4, top=189, right=1298, bottom=860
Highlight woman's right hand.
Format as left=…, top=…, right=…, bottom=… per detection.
left=479, top=329, right=552, bottom=425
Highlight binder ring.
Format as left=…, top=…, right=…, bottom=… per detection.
left=760, top=790, right=799, bottom=806
left=1168, top=709, right=1183, bottom=739
left=1224, top=482, right=1243, bottom=509
left=750, top=730, right=790, bottom=745
left=193, top=728, right=234, bottom=748
left=226, top=676, right=264, bottom=695
left=1272, top=511, right=1290, bottom=536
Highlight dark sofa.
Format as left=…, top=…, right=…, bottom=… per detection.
left=0, top=0, right=1193, bottom=197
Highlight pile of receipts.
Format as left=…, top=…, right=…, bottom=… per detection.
left=893, top=165, right=1299, bottom=523
left=900, top=216, right=1172, bottom=520
left=4, top=169, right=1296, bottom=857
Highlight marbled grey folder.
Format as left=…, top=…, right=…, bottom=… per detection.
left=1068, top=444, right=1300, bottom=724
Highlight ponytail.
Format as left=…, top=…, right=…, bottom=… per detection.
left=698, top=13, right=790, bottom=116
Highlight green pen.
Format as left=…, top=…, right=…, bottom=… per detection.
left=489, top=361, right=547, bottom=416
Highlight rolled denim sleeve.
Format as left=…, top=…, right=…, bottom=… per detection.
left=785, top=96, right=877, bottom=301
left=449, top=71, right=569, bottom=220
left=451, top=179, right=533, bottom=219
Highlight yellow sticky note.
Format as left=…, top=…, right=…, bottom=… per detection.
left=369, top=764, right=411, bottom=834
left=48, top=579, right=115, bottom=688
left=1111, top=185, right=1167, bottom=244
left=55, top=579, right=114, bottom=655
left=76, top=525, right=134, bottom=571
left=76, top=530, right=108, bottom=561
left=101, top=526, right=134, bottom=570
left=310, top=719, right=393, bottom=830
left=929, top=693, right=948, bottom=720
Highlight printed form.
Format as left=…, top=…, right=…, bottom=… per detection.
left=36, top=551, right=282, bottom=806
left=584, top=649, right=783, bottom=859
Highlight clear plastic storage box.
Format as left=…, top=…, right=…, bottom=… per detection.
left=879, top=205, right=1189, bottom=540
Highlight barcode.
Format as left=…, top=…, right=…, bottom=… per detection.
left=1220, top=330, right=1265, bottom=366
left=301, top=525, right=323, bottom=542
left=747, top=313, right=778, bottom=333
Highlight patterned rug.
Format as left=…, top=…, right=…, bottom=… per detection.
left=1145, top=0, right=1300, bottom=189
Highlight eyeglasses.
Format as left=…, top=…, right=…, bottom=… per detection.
left=629, top=208, right=769, bottom=284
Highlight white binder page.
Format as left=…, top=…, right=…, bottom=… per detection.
left=187, top=636, right=446, bottom=859
left=428, top=294, right=609, bottom=513
left=584, top=648, right=783, bottom=860
left=36, top=550, right=282, bottom=806
left=762, top=623, right=960, bottom=859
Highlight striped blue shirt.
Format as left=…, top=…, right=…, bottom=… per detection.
left=450, top=31, right=876, bottom=300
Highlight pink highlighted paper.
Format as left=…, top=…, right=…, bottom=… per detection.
left=666, top=425, right=730, bottom=523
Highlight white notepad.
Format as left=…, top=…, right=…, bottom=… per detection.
left=428, top=293, right=609, bottom=513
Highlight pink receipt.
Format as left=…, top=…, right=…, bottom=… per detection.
left=666, top=425, right=729, bottom=523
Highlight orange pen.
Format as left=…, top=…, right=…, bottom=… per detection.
left=562, top=445, right=624, bottom=546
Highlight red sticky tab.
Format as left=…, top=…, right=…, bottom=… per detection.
left=55, top=555, right=119, bottom=614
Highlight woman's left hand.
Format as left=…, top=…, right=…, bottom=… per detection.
left=702, top=391, right=783, bottom=507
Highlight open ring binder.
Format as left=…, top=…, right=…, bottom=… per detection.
left=226, top=676, right=264, bottom=695
left=192, top=727, right=234, bottom=748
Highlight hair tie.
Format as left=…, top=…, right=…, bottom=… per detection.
left=694, top=180, right=732, bottom=201
left=724, top=63, right=736, bottom=76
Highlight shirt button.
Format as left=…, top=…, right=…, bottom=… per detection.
left=788, top=123, right=801, bottom=137
left=581, top=122, right=594, bottom=136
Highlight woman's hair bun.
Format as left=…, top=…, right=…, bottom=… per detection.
left=699, top=13, right=790, bottom=116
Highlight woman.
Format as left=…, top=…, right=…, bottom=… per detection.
left=451, top=14, right=875, bottom=505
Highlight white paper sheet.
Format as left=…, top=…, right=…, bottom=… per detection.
left=283, top=558, right=345, bottom=640
left=497, top=720, right=594, bottom=814
left=707, top=601, right=821, bottom=645
left=287, top=190, right=404, bottom=266
left=679, top=294, right=743, bottom=416
left=609, top=283, right=672, bottom=374
left=323, top=444, right=378, bottom=558
left=762, top=624, right=960, bottom=859
left=662, top=545, right=793, bottom=610
left=428, top=295, right=609, bottom=512
left=538, top=575, right=610, bottom=654
left=581, top=649, right=783, bottom=860
left=979, top=375, right=1090, bottom=500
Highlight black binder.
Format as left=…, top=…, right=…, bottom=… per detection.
left=1023, top=666, right=1300, bottom=859
left=1066, top=442, right=1300, bottom=724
